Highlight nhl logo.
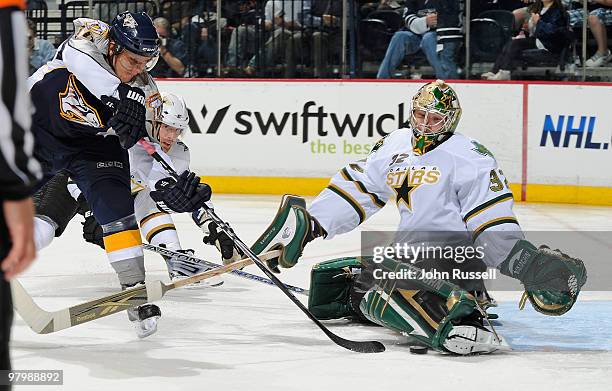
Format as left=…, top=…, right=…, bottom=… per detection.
left=123, top=13, right=138, bottom=28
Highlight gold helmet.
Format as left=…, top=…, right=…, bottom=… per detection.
left=409, top=80, right=462, bottom=155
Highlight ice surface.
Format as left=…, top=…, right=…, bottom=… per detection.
left=10, top=196, right=612, bottom=391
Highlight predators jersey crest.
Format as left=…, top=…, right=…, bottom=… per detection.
left=59, top=74, right=103, bottom=128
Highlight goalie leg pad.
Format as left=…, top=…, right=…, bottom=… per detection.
left=358, top=256, right=508, bottom=354
left=252, top=194, right=325, bottom=271
left=32, top=171, right=79, bottom=237
left=308, top=257, right=366, bottom=320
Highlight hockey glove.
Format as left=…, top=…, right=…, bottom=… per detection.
left=108, top=83, right=147, bottom=149
left=161, top=248, right=204, bottom=279
left=499, top=240, right=587, bottom=316
left=77, top=194, right=105, bottom=250
left=150, top=171, right=212, bottom=213
left=192, top=209, right=243, bottom=265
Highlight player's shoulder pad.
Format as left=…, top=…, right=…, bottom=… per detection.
left=131, top=72, right=158, bottom=93
left=72, top=18, right=111, bottom=46
left=445, top=133, right=498, bottom=167
left=369, top=128, right=410, bottom=156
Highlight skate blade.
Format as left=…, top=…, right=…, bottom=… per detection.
left=134, top=316, right=160, bottom=339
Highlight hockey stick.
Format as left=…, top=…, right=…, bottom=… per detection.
left=138, top=138, right=385, bottom=353
left=12, top=250, right=280, bottom=334
left=143, top=243, right=310, bottom=296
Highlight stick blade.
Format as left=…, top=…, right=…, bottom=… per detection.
left=332, top=335, right=386, bottom=353
left=11, top=279, right=60, bottom=334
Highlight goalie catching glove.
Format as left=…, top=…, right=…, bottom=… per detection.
left=499, top=240, right=587, bottom=316
left=192, top=209, right=243, bottom=265
left=108, top=83, right=148, bottom=149
left=150, top=171, right=212, bottom=213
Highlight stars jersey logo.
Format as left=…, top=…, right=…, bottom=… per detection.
left=386, top=166, right=441, bottom=211
left=471, top=140, right=494, bottom=158
left=412, top=135, right=434, bottom=155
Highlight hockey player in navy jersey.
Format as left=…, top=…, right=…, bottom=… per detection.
left=28, top=12, right=211, bottom=337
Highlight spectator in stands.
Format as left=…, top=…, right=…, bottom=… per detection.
left=244, top=0, right=305, bottom=76
left=193, top=24, right=218, bottom=76
left=514, top=0, right=612, bottom=67
left=268, top=0, right=340, bottom=78
left=482, top=0, right=568, bottom=80
left=312, top=0, right=342, bottom=78
left=182, top=2, right=229, bottom=77
left=26, top=19, right=55, bottom=76
left=151, top=17, right=188, bottom=77
left=513, top=0, right=538, bottom=32
left=567, top=0, right=612, bottom=67
left=376, top=0, right=462, bottom=79
left=361, top=0, right=404, bottom=18
left=226, top=0, right=258, bottom=70
left=162, top=0, right=198, bottom=32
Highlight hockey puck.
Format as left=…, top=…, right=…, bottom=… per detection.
left=409, top=345, right=428, bottom=355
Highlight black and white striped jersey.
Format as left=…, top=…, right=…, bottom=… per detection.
left=0, top=6, right=41, bottom=200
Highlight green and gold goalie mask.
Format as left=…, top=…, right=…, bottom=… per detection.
left=409, top=80, right=462, bottom=155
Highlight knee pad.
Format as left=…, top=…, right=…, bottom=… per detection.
left=33, top=171, right=79, bottom=237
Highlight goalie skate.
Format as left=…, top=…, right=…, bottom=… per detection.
left=442, top=325, right=510, bottom=355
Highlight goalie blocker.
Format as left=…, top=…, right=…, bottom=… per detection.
left=254, top=195, right=588, bottom=354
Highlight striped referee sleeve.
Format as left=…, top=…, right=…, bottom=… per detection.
left=0, top=6, right=41, bottom=200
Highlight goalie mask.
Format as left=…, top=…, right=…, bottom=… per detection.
left=409, top=80, right=461, bottom=155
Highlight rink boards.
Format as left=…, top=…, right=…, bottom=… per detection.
left=156, top=80, right=612, bottom=205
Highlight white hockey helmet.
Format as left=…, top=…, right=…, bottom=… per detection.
left=159, top=92, right=190, bottom=132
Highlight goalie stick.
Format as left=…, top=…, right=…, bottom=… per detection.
left=138, top=138, right=386, bottom=354
left=143, top=243, right=309, bottom=296
left=11, top=250, right=280, bottom=334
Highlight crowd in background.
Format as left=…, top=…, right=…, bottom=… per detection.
left=24, top=0, right=612, bottom=80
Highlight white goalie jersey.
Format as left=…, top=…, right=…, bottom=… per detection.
left=309, top=128, right=524, bottom=268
